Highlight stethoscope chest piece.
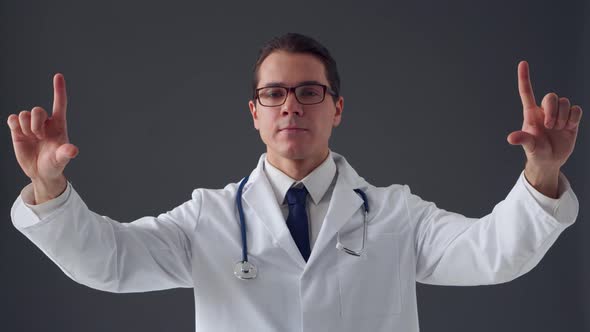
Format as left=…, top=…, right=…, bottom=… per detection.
left=234, top=261, right=257, bottom=280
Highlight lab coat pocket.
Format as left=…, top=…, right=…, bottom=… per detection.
left=337, top=232, right=401, bottom=318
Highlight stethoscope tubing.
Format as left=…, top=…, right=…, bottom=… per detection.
left=236, top=175, right=250, bottom=263
left=234, top=175, right=369, bottom=280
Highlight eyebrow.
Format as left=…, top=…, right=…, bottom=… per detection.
left=260, top=80, right=324, bottom=88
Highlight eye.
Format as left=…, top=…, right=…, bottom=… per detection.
left=260, top=88, right=286, bottom=98
left=298, top=87, right=321, bottom=96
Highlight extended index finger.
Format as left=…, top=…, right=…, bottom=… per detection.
left=518, top=60, right=537, bottom=110
left=52, top=73, right=68, bottom=122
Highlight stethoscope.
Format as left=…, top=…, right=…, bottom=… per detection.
left=234, top=175, right=370, bottom=280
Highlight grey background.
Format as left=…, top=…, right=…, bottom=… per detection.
left=1, top=0, right=587, bottom=331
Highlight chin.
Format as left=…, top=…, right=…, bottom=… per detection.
left=280, top=149, right=309, bottom=160
left=273, top=144, right=313, bottom=160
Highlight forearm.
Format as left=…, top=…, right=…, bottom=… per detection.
left=12, top=187, right=120, bottom=292
left=414, top=170, right=578, bottom=286
left=11, top=182, right=196, bottom=293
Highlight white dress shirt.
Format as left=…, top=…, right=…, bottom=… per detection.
left=263, top=150, right=337, bottom=250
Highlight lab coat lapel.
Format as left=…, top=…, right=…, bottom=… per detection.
left=242, top=154, right=307, bottom=269
left=306, top=153, right=366, bottom=267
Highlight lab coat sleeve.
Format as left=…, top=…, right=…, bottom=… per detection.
left=10, top=181, right=200, bottom=293
left=408, top=170, right=578, bottom=286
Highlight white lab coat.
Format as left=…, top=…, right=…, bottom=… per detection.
left=11, top=151, right=579, bottom=332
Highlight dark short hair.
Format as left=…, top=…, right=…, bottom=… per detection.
left=251, top=33, right=341, bottom=103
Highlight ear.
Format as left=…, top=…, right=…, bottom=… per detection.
left=248, top=100, right=260, bottom=130
left=332, top=96, right=344, bottom=128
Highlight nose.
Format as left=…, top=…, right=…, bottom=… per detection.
left=280, top=90, right=303, bottom=116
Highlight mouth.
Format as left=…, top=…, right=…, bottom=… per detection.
left=279, top=127, right=308, bottom=132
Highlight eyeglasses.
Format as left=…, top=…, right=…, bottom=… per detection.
left=255, top=83, right=337, bottom=107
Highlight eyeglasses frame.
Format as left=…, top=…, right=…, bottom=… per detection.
left=254, top=83, right=338, bottom=107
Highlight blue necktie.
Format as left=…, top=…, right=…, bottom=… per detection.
left=285, top=186, right=311, bottom=262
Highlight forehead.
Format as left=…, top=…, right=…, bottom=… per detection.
left=257, top=51, right=328, bottom=87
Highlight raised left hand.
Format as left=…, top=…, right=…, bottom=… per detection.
left=507, top=60, right=582, bottom=172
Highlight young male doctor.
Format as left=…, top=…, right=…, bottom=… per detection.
left=8, top=33, right=583, bottom=331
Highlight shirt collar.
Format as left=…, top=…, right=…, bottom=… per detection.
left=263, top=150, right=337, bottom=206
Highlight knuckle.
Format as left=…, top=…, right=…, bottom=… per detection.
left=572, top=106, right=582, bottom=117
left=31, top=122, right=42, bottom=131
left=542, top=93, right=557, bottom=105
left=18, top=114, right=32, bottom=132
left=33, top=108, right=48, bottom=120
left=561, top=107, right=570, bottom=116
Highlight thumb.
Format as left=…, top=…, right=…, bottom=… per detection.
left=55, top=143, right=79, bottom=167
left=507, top=130, right=536, bottom=154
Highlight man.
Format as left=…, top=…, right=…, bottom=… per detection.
left=8, top=33, right=582, bottom=331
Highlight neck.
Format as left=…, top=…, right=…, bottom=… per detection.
left=266, top=148, right=330, bottom=181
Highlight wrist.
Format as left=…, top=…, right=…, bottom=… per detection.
left=524, top=162, right=560, bottom=199
left=31, top=174, right=68, bottom=204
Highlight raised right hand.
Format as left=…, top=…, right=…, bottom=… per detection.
left=7, top=73, right=79, bottom=187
